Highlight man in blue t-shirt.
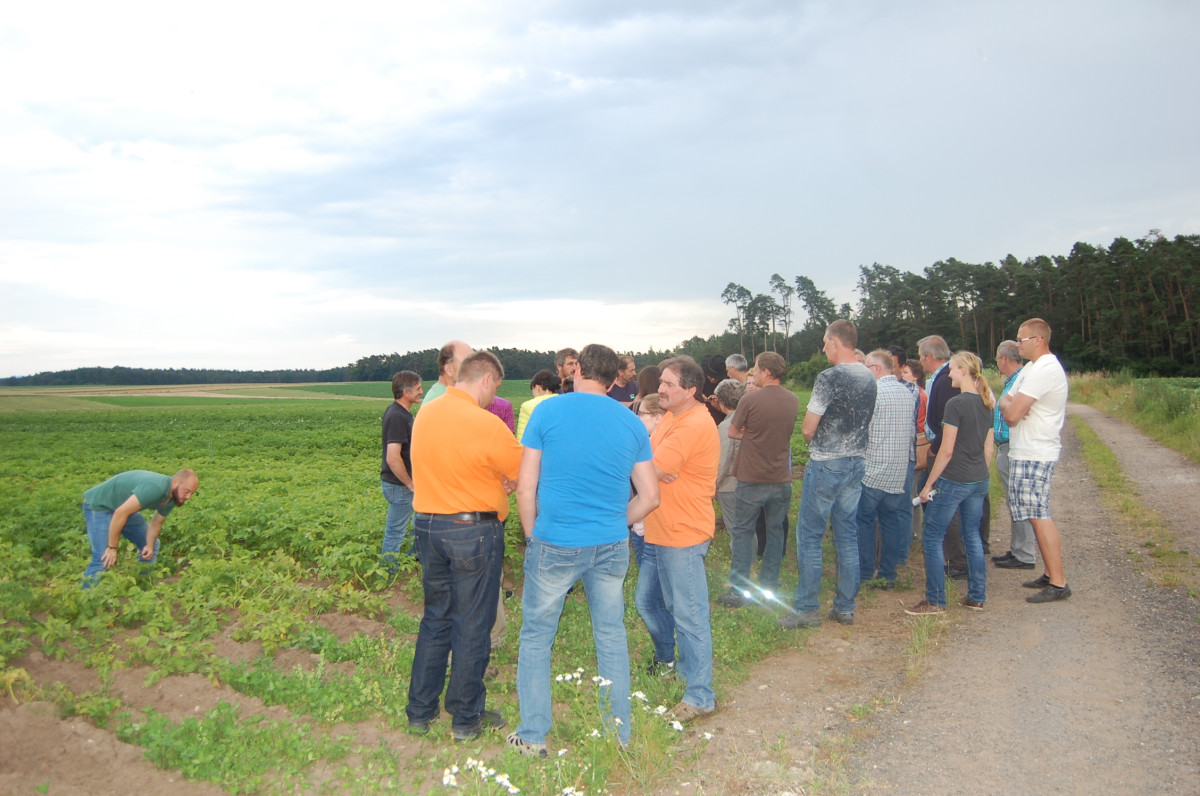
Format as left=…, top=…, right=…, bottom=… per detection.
left=508, top=344, right=660, bottom=757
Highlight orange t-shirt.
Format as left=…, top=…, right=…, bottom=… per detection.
left=411, top=387, right=523, bottom=519
left=644, top=403, right=720, bottom=547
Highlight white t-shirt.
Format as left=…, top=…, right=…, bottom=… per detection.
left=1009, top=353, right=1068, bottom=461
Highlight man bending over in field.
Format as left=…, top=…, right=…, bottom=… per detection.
left=81, top=469, right=199, bottom=588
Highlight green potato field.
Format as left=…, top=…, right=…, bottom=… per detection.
left=0, top=383, right=809, bottom=794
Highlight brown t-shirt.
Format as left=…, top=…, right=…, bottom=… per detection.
left=729, top=384, right=799, bottom=484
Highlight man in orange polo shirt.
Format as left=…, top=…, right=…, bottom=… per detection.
left=405, top=351, right=523, bottom=743
left=643, top=355, right=721, bottom=722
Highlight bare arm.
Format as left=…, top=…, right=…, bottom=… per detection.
left=628, top=460, right=661, bottom=526
left=385, top=442, right=414, bottom=489
left=801, top=410, right=821, bottom=444
left=984, top=429, right=995, bottom=472
left=1000, top=391, right=1035, bottom=426
left=144, top=512, right=166, bottom=560
left=727, top=420, right=745, bottom=440
left=515, top=447, right=542, bottom=539
left=919, top=424, right=958, bottom=502
left=102, top=494, right=142, bottom=569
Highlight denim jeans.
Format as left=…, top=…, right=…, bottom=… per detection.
left=921, top=478, right=989, bottom=606
left=793, top=456, right=865, bottom=616
left=82, top=501, right=158, bottom=589
left=630, top=532, right=676, bottom=664
left=381, top=481, right=414, bottom=572
left=515, top=537, right=632, bottom=745
left=728, top=481, right=791, bottom=592
left=856, top=483, right=911, bottom=584
left=654, top=540, right=716, bottom=710
left=406, top=515, right=504, bottom=728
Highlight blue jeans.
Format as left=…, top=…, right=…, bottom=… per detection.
left=630, top=532, right=676, bottom=664
left=406, top=515, right=504, bottom=728
left=921, top=478, right=989, bottom=606
left=728, top=481, right=791, bottom=592
left=793, top=456, right=865, bottom=616
left=515, top=537, right=631, bottom=745
left=82, top=501, right=158, bottom=589
left=856, top=483, right=911, bottom=584
left=654, top=541, right=716, bottom=710
left=381, top=481, right=414, bottom=572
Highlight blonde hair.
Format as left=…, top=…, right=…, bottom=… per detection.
left=637, top=393, right=665, bottom=416
left=950, top=351, right=995, bottom=410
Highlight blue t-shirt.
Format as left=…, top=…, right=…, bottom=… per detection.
left=523, top=392, right=653, bottom=546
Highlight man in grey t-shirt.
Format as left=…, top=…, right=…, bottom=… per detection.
left=781, top=320, right=876, bottom=628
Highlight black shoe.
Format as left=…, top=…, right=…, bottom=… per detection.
left=828, top=609, right=854, bottom=625
left=647, top=658, right=676, bottom=676
left=991, top=551, right=1014, bottom=562
left=995, top=556, right=1035, bottom=569
left=1026, top=584, right=1071, bottom=603
left=452, top=710, right=507, bottom=742
left=947, top=568, right=968, bottom=580
left=1023, top=573, right=1051, bottom=589
left=408, top=715, right=436, bottom=735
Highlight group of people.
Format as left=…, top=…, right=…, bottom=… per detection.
left=77, top=315, right=1071, bottom=754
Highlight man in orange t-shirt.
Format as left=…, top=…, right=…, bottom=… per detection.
left=643, top=355, right=720, bottom=723
left=405, top=351, right=522, bottom=743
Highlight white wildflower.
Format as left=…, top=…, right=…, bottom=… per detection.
left=670, top=720, right=684, bottom=731
left=631, top=691, right=648, bottom=701
left=703, top=732, right=714, bottom=740
left=557, top=748, right=569, bottom=757
left=654, top=705, right=668, bottom=715
left=589, top=729, right=601, bottom=737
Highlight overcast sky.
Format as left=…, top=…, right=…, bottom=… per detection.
left=2, top=1, right=1198, bottom=377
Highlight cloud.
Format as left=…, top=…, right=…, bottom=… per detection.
left=3, top=1, right=1200, bottom=376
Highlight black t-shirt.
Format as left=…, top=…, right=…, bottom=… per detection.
left=940, top=393, right=991, bottom=483
left=380, top=401, right=415, bottom=485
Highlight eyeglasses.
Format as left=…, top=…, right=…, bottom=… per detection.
left=1015, top=335, right=1041, bottom=344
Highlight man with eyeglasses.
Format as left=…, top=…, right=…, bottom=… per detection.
left=999, top=319, right=1072, bottom=603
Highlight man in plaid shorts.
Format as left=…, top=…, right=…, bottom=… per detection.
left=999, top=318, right=1072, bottom=603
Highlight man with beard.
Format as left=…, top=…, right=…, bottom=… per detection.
left=80, top=469, right=199, bottom=588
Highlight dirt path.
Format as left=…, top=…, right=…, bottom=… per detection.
left=668, top=404, right=1200, bottom=795
left=844, top=406, right=1200, bottom=793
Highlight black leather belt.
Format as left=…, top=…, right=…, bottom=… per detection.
left=416, top=512, right=500, bottom=523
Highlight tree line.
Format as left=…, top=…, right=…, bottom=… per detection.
left=7, top=230, right=1195, bottom=387
left=692, top=230, right=1199, bottom=378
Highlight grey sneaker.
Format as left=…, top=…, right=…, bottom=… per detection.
left=716, top=587, right=751, bottom=608
left=1023, top=573, right=1051, bottom=589
left=506, top=732, right=548, bottom=758
left=828, top=609, right=854, bottom=625
left=778, top=609, right=821, bottom=629
left=1026, top=584, right=1071, bottom=603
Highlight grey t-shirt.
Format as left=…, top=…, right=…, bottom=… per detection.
left=940, top=393, right=992, bottom=483
left=807, top=363, right=877, bottom=461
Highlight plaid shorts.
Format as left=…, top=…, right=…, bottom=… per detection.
left=1007, top=459, right=1056, bottom=521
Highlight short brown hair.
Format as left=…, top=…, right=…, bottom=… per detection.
left=754, top=351, right=787, bottom=381
left=1020, top=318, right=1052, bottom=342
left=457, top=351, right=504, bottom=384
left=827, top=319, right=858, bottom=349
left=661, top=355, right=704, bottom=394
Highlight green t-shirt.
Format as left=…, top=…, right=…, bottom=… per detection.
left=83, top=470, right=175, bottom=517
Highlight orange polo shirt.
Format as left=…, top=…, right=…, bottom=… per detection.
left=644, top=402, right=720, bottom=547
left=411, top=387, right=523, bottom=519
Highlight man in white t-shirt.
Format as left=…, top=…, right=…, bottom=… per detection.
left=999, top=318, right=1071, bottom=603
